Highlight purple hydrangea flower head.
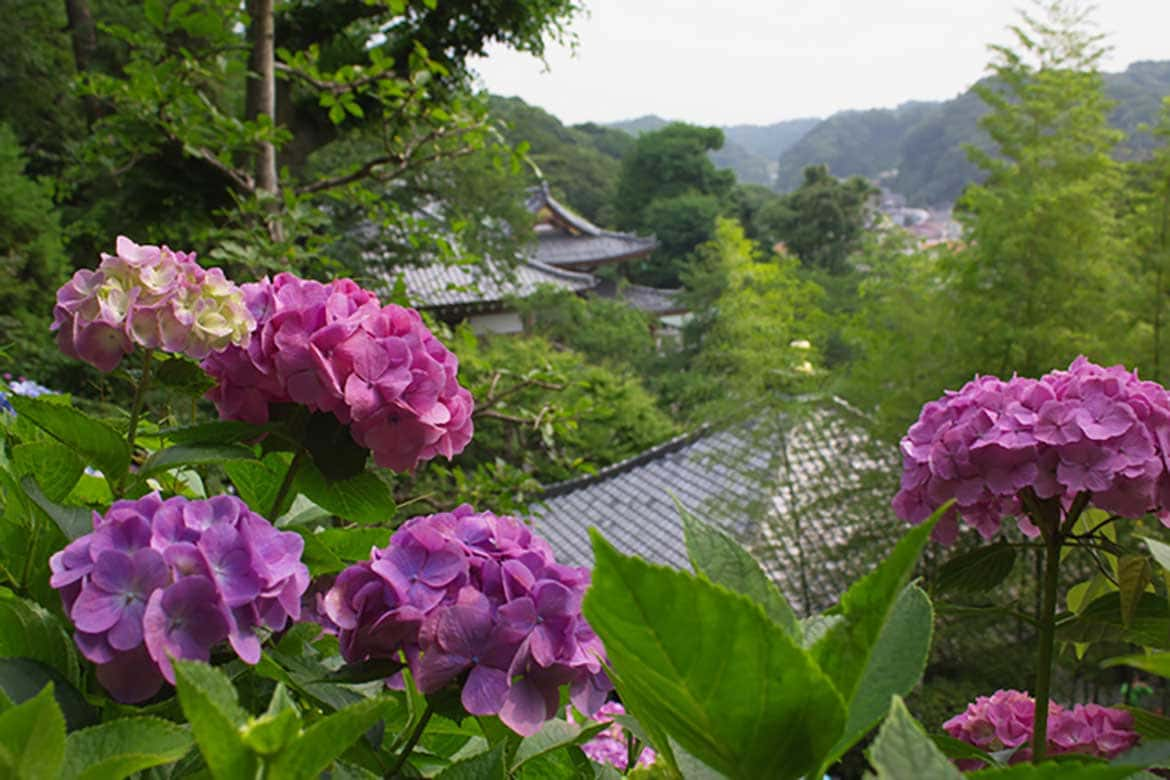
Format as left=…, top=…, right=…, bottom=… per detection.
left=944, top=690, right=1138, bottom=769
left=50, top=493, right=308, bottom=702
left=324, top=505, right=611, bottom=735
left=894, top=357, right=1170, bottom=542
left=51, top=236, right=255, bottom=371
left=201, top=272, right=473, bottom=473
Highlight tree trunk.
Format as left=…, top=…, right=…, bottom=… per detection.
left=63, top=0, right=100, bottom=125
left=246, top=0, right=283, bottom=241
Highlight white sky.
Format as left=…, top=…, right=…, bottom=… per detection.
left=472, top=0, right=1170, bottom=127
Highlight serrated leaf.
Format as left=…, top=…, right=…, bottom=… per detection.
left=140, top=443, right=257, bottom=477
left=824, top=585, right=934, bottom=768
left=0, top=684, right=65, bottom=780
left=296, top=463, right=395, bottom=525
left=153, top=356, right=215, bottom=396
left=226, top=452, right=294, bottom=518
left=933, top=732, right=1000, bottom=766
left=266, top=696, right=391, bottom=779
left=60, top=717, right=193, bottom=780
left=583, top=530, right=845, bottom=780
left=9, top=397, right=129, bottom=483
left=11, top=441, right=84, bottom=502
left=935, top=541, right=1016, bottom=595
left=173, top=660, right=257, bottom=779
left=510, top=718, right=608, bottom=771
left=679, top=503, right=798, bottom=636
left=1060, top=591, right=1170, bottom=649
left=812, top=508, right=941, bottom=730
left=436, top=743, right=506, bottom=780
left=20, top=476, right=93, bottom=541
left=866, top=696, right=960, bottom=780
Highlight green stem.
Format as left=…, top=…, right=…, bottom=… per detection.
left=1032, top=528, right=1062, bottom=762
left=386, top=705, right=432, bottom=779
left=126, top=349, right=155, bottom=455
left=268, top=449, right=306, bottom=520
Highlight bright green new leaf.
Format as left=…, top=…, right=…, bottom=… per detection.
left=173, top=660, right=257, bottom=779
left=823, top=585, right=934, bottom=768
left=226, top=452, right=294, bottom=518
left=140, top=443, right=257, bottom=477
left=9, top=397, right=129, bottom=484
left=866, top=696, right=960, bottom=780
left=678, top=503, right=799, bottom=636
left=584, top=530, right=845, bottom=780
left=266, top=695, right=390, bottom=779
left=812, top=510, right=940, bottom=723
left=60, top=717, right=194, bottom=780
left=241, top=684, right=301, bottom=756
left=1145, top=537, right=1170, bottom=573
left=0, top=683, right=65, bottom=780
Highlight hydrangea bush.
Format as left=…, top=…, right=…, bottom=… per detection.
left=4, top=237, right=1168, bottom=776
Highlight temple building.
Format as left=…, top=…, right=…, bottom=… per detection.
left=394, top=183, right=680, bottom=334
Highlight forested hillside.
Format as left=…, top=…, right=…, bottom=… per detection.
left=776, top=60, right=1170, bottom=204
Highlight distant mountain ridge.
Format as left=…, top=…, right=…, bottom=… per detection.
left=608, top=115, right=821, bottom=187
left=607, top=60, right=1170, bottom=206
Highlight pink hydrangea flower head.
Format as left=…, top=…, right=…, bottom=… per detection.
left=943, top=690, right=1138, bottom=769
left=573, top=701, right=657, bottom=771
left=52, top=236, right=255, bottom=371
left=323, top=505, right=611, bottom=736
left=49, top=493, right=308, bottom=702
left=893, top=357, right=1170, bottom=542
left=201, top=272, right=474, bottom=473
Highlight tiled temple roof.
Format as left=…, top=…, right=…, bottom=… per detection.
left=527, top=183, right=658, bottom=271
left=393, top=258, right=598, bottom=314
left=527, top=399, right=902, bottom=615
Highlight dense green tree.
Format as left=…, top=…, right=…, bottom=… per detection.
left=513, top=287, right=656, bottom=375
left=670, top=218, right=827, bottom=418
left=0, top=126, right=75, bottom=381
left=952, top=0, right=1132, bottom=378
left=756, top=164, right=876, bottom=274
left=612, top=123, right=734, bottom=231
left=634, top=192, right=724, bottom=287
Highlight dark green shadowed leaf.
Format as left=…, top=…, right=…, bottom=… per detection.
left=678, top=502, right=799, bottom=636
left=0, top=659, right=95, bottom=730
left=584, top=529, right=845, bottom=780
left=935, top=540, right=1017, bottom=595
left=435, top=743, right=506, bottom=780
left=0, top=592, right=82, bottom=687
left=295, top=463, right=396, bottom=525
left=21, top=475, right=95, bottom=541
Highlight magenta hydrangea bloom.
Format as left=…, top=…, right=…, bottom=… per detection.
left=52, top=236, right=255, bottom=372
left=201, top=272, right=473, bottom=473
left=944, top=690, right=1138, bottom=769
left=573, top=701, right=657, bottom=771
left=893, top=356, right=1170, bottom=543
left=323, top=505, right=612, bottom=736
left=49, top=493, right=308, bottom=702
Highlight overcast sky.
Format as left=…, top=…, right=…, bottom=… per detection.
left=472, top=0, right=1170, bottom=127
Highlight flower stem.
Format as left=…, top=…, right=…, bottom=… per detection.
left=126, top=349, right=155, bottom=455
left=1032, top=528, right=1062, bottom=761
left=386, top=704, right=432, bottom=779
left=268, top=449, right=306, bottom=520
